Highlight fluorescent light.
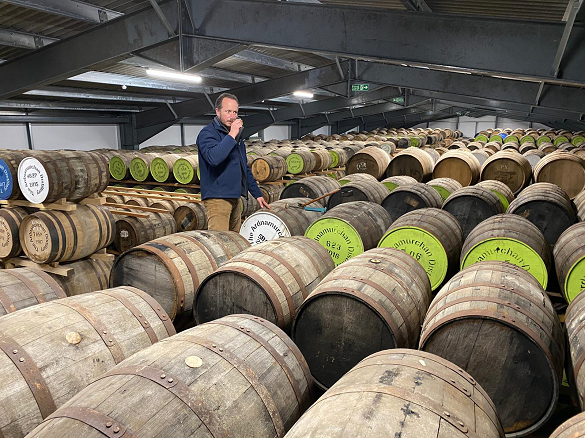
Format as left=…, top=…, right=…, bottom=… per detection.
left=146, top=69, right=202, bottom=83
left=293, top=91, right=314, bottom=99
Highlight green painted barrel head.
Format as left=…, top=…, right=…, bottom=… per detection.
left=536, top=136, right=551, bottom=146
left=504, top=135, right=519, bottom=144
left=572, top=136, right=585, bottom=146
left=175, top=188, right=188, bottom=193
left=383, top=182, right=400, bottom=191
left=489, top=135, right=503, bottom=143
left=430, top=185, right=452, bottom=201
left=410, top=136, right=420, bottom=147
left=305, top=217, right=364, bottom=266
left=461, top=237, right=548, bottom=288
left=285, top=179, right=297, bottom=186
left=197, top=166, right=201, bottom=181
left=130, top=157, right=149, bottom=181
left=109, top=156, right=127, bottom=180
left=152, top=187, right=166, bottom=192
left=564, top=255, right=585, bottom=303
left=173, top=158, right=195, bottom=184
left=286, top=153, right=305, bottom=175
left=554, top=136, right=569, bottom=146
left=520, top=135, right=536, bottom=145
left=329, top=150, right=340, bottom=168
left=378, top=226, right=448, bottom=290
left=491, top=190, right=510, bottom=210
left=133, top=185, right=145, bottom=190
left=475, top=134, right=489, bottom=142
left=150, top=157, right=170, bottom=182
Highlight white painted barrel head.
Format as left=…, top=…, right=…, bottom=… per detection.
left=240, top=211, right=292, bottom=245
left=18, top=157, right=49, bottom=204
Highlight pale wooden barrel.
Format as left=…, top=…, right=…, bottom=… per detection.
left=549, top=412, right=585, bottom=438
left=480, top=150, right=532, bottom=195
left=286, top=149, right=316, bottom=175
left=292, top=248, right=431, bottom=389
left=195, top=237, right=334, bottom=331
left=110, top=231, right=250, bottom=325
left=386, top=147, right=434, bottom=182
left=0, top=287, right=175, bottom=438
left=252, top=155, right=288, bottom=182
left=533, top=151, right=585, bottom=199
left=284, top=349, right=504, bottom=438
left=311, top=148, right=334, bottom=171
left=0, top=267, right=66, bottom=316
left=27, top=314, right=313, bottom=438
left=380, top=175, right=417, bottom=191
left=432, top=150, right=481, bottom=186
left=172, top=155, right=199, bottom=184
left=338, top=172, right=378, bottom=186
left=420, top=261, right=563, bottom=437
left=19, top=205, right=115, bottom=264
left=0, top=207, right=28, bottom=259
left=49, top=258, right=113, bottom=296
left=346, top=146, right=390, bottom=179
left=18, top=151, right=109, bottom=203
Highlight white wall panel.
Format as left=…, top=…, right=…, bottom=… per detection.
left=264, top=125, right=290, bottom=141
left=0, top=124, right=29, bottom=150
left=139, top=125, right=181, bottom=148
left=31, top=124, right=118, bottom=150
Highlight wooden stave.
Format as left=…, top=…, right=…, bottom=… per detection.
left=19, top=205, right=116, bottom=264
left=533, top=151, right=585, bottom=199
left=291, top=248, right=432, bottom=389
left=326, top=179, right=390, bottom=210
left=284, top=349, right=504, bottom=438
left=0, top=207, right=29, bottom=259
left=49, top=258, right=112, bottom=297
left=386, top=148, right=435, bottom=182
left=110, top=230, right=251, bottom=324
left=174, top=203, right=208, bottom=232
left=549, top=412, right=585, bottom=438
left=280, top=176, right=341, bottom=207
left=480, top=151, right=532, bottom=195
left=432, top=150, right=481, bottom=187
left=553, top=223, right=585, bottom=303
left=251, top=155, right=288, bottom=182
left=381, top=182, right=443, bottom=221
left=113, top=211, right=177, bottom=253
left=346, top=147, right=391, bottom=180
left=0, top=287, right=175, bottom=438
left=194, top=237, right=334, bottom=330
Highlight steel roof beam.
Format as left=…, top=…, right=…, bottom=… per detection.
left=185, top=0, right=585, bottom=85
left=400, top=0, right=432, bottom=12
left=0, top=27, right=58, bottom=50
left=1, top=0, right=123, bottom=23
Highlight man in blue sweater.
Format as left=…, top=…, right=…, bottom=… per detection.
left=197, top=93, right=269, bottom=231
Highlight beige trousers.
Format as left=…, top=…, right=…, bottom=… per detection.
left=203, top=198, right=243, bottom=232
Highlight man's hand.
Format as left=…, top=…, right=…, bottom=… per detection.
left=257, top=197, right=271, bottom=209
left=229, top=118, right=244, bottom=139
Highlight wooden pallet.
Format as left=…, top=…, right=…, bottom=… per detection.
left=0, top=194, right=106, bottom=211
left=4, top=250, right=115, bottom=277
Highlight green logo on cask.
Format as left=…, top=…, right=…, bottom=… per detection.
left=109, top=157, right=127, bottom=180
left=461, top=237, right=548, bottom=288
left=305, top=218, right=364, bottom=266
left=173, top=159, right=195, bottom=184
left=378, top=226, right=447, bottom=290
left=287, top=154, right=305, bottom=174
left=430, top=185, right=451, bottom=201
left=150, top=158, right=169, bottom=182
left=130, top=158, right=149, bottom=181
left=564, top=256, right=585, bottom=303
left=329, top=151, right=339, bottom=168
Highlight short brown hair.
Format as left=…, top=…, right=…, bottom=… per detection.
left=215, top=93, right=239, bottom=110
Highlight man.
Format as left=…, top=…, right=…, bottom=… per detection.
left=197, top=93, right=270, bottom=231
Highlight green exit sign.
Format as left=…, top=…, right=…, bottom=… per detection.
left=392, top=97, right=405, bottom=104
left=352, top=84, right=369, bottom=91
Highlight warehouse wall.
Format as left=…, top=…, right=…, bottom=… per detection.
left=0, top=124, right=28, bottom=149
left=413, top=116, right=551, bottom=138
left=264, top=125, right=290, bottom=141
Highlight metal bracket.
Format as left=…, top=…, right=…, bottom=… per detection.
left=148, top=0, right=177, bottom=36
left=98, top=9, right=108, bottom=22
left=165, top=101, right=179, bottom=119
left=299, top=103, right=306, bottom=116
left=203, top=93, right=215, bottom=111
left=335, top=57, right=345, bottom=80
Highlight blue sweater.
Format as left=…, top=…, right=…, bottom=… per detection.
left=197, top=117, right=262, bottom=201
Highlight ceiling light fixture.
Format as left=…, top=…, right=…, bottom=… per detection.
left=293, top=91, right=314, bottom=99
left=147, top=69, right=202, bottom=83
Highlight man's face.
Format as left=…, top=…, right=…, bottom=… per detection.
left=215, top=98, right=239, bottom=128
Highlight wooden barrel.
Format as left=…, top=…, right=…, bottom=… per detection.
left=326, top=179, right=390, bottom=209
left=251, top=155, right=288, bottom=182
left=381, top=182, right=442, bottom=221
left=533, top=151, right=585, bottom=199
left=26, top=314, right=312, bottom=438
left=19, top=205, right=115, bottom=264
left=476, top=180, right=515, bottom=210
left=539, top=142, right=557, bottom=154
left=259, top=183, right=284, bottom=203
left=110, top=230, right=250, bottom=325
left=329, top=147, right=349, bottom=168
left=284, top=348, right=504, bottom=438
left=507, top=183, right=576, bottom=246
left=421, top=146, right=440, bottom=163
left=461, top=214, right=551, bottom=288
left=338, top=172, right=378, bottom=186
left=109, top=154, right=135, bottom=181
left=432, top=150, right=481, bottom=186
left=442, top=186, right=504, bottom=240
left=240, top=197, right=322, bottom=245
left=378, top=208, right=463, bottom=290
left=292, top=248, right=431, bottom=389
left=549, top=412, right=585, bottom=438
left=427, top=177, right=462, bottom=201
left=287, top=149, right=316, bottom=175
left=471, top=148, right=492, bottom=166
left=386, top=148, right=434, bottom=182
left=345, top=146, right=390, bottom=179
left=480, top=151, right=532, bottom=195
left=311, top=149, right=334, bottom=171
left=565, top=294, right=585, bottom=413
left=49, top=258, right=112, bottom=296
left=553, top=223, right=585, bottom=303
left=0, top=287, right=175, bottom=438
left=172, top=155, right=199, bottom=184
left=18, top=151, right=109, bottom=203
left=305, top=201, right=392, bottom=267
left=123, top=194, right=149, bottom=207
left=195, top=237, right=334, bottom=330
left=241, top=193, right=260, bottom=218
left=0, top=150, right=30, bottom=200
left=420, top=261, right=563, bottom=437
left=149, top=199, right=182, bottom=214
left=0, top=267, right=66, bottom=316
left=380, top=175, right=417, bottom=191
left=129, top=153, right=154, bottom=182
left=379, top=142, right=396, bottom=156
left=113, top=211, right=177, bottom=253
left=281, top=176, right=341, bottom=206
left=0, top=207, right=28, bottom=259
left=174, top=202, right=208, bottom=231
left=149, top=153, right=178, bottom=183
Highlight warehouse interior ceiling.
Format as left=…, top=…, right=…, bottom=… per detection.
left=0, top=0, right=583, bottom=147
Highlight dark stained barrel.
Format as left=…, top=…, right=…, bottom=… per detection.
left=476, top=180, right=515, bottom=210
left=0, top=207, right=28, bottom=259
left=174, top=202, right=208, bottom=231
left=381, top=182, right=442, bottom=221
left=380, top=175, right=417, bottom=191
left=326, top=179, right=390, bottom=209
left=292, top=248, right=431, bottom=389
left=112, top=211, right=177, bottom=253
left=427, top=177, right=463, bottom=201
left=280, top=175, right=341, bottom=206
left=284, top=349, right=504, bottom=438
left=195, top=237, right=334, bottom=330
left=420, top=261, right=563, bottom=437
